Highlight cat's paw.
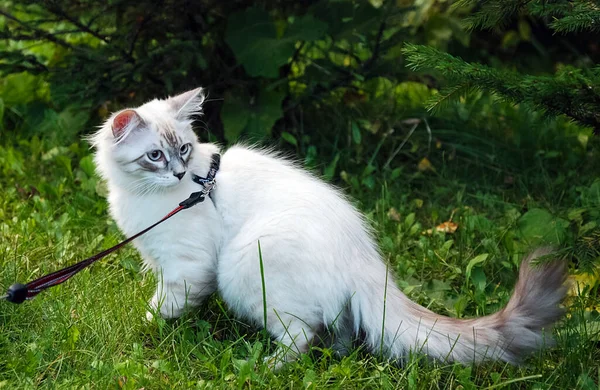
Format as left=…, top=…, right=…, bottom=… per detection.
left=262, top=354, right=286, bottom=371
left=146, top=295, right=160, bottom=321
left=145, top=306, right=181, bottom=322
left=146, top=310, right=156, bottom=322
left=262, top=348, right=299, bottom=371
left=146, top=299, right=184, bottom=321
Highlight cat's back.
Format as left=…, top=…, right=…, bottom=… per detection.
left=217, top=144, right=334, bottom=209
left=219, top=145, right=300, bottom=178
left=215, top=145, right=369, bottom=243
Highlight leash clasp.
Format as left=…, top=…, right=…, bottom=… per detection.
left=179, top=175, right=217, bottom=209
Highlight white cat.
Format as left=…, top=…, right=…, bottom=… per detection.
left=91, top=88, right=567, bottom=368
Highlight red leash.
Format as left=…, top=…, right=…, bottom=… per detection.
left=1, top=154, right=220, bottom=304
left=2, top=205, right=185, bottom=303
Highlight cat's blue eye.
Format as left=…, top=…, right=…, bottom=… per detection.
left=147, top=150, right=163, bottom=161
left=180, top=143, right=191, bottom=155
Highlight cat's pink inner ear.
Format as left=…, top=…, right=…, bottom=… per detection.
left=112, top=109, right=138, bottom=138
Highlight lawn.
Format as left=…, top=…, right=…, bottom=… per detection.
left=1, top=106, right=599, bottom=389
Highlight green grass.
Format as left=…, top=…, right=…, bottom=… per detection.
left=1, top=122, right=600, bottom=389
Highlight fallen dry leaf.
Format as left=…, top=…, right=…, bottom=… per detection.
left=387, top=207, right=401, bottom=222
left=417, top=157, right=435, bottom=172
left=424, top=221, right=458, bottom=235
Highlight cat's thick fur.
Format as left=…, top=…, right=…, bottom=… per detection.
left=92, top=88, right=567, bottom=367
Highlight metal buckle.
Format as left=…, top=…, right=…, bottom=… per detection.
left=201, top=179, right=216, bottom=196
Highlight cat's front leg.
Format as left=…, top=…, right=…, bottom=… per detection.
left=146, top=272, right=216, bottom=321
left=146, top=280, right=185, bottom=321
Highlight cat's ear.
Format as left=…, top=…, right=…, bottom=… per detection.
left=169, top=87, right=205, bottom=120
left=112, top=109, right=143, bottom=139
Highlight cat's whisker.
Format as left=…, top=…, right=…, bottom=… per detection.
left=126, top=177, right=154, bottom=196
left=126, top=177, right=149, bottom=190
left=138, top=182, right=155, bottom=197
left=147, top=183, right=158, bottom=196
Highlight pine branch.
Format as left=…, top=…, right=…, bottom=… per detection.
left=550, top=8, right=600, bottom=33
left=571, top=228, right=600, bottom=274
left=528, top=1, right=573, bottom=17
left=403, top=44, right=600, bottom=130
left=426, top=84, right=477, bottom=113
left=454, top=0, right=535, bottom=30
left=460, top=0, right=600, bottom=34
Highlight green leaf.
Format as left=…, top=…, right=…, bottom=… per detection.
left=404, top=212, right=415, bottom=229
left=79, top=155, right=95, bottom=178
left=225, top=8, right=276, bottom=76
left=323, top=153, right=340, bottom=180
left=245, top=88, right=285, bottom=139
left=56, top=155, right=73, bottom=178
left=286, top=14, right=328, bottom=41
left=441, top=239, right=454, bottom=254
left=501, top=30, right=520, bottom=49
left=361, top=175, right=375, bottom=190
left=303, top=369, right=317, bottom=389
left=424, top=279, right=451, bottom=302
left=567, top=208, right=586, bottom=223
left=42, top=146, right=70, bottom=161
left=465, top=253, right=488, bottom=279
left=225, top=8, right=280, bottom=77
left=221, top=91, right=250, bottom=142
left=470, top=267, right=487, bottom=292
left=313, top=2, right=379, bottom=41
left=0, top=72, right=49, bottom=106
left=58, top=106, right=90, bottom=136
left=351, top=121, right=362, bottom=144
left=517, top=208, right=569, bottom=246
left=221, top=88, right=285, bottom=141
left=577, top=372, right=598, bottom=390
left=280, top=131, right=297, bottom=146
left=226, top=8, right=327, bottom=78
left=67, top=326, right=80, bottom=349
left=518, top=19, right=532, bottom=40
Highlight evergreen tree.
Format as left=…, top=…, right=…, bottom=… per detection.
left=403, top=0, right=600, bottom=131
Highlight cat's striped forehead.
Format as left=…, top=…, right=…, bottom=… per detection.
left=156, top=122, right=185, bottom=149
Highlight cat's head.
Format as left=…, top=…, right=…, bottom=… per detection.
left=92, top=88, right=205, bottom=194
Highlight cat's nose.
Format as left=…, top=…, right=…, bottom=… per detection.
left=173, top=171, right=186, bottom=180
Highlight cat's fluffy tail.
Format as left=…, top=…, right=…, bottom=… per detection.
left=354, top=247, right=568, bottom=363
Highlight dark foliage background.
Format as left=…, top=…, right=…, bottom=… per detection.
left=1, top=0, right=598, bottom=161
left=1, top=1, right=600, bottom=387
